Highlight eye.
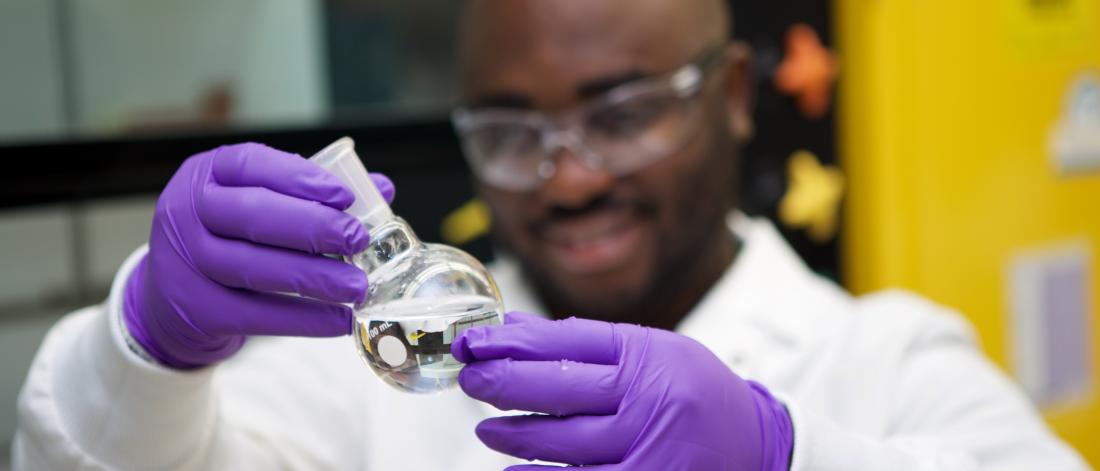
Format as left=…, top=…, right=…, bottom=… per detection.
left=470, top=123, right=541, bottom=162
left=588, top=95, right=673, bottom=137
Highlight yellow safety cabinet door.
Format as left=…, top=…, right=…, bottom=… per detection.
left=836, top=0, right=1100, bottom=464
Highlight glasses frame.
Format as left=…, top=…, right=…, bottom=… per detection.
left=452, top=44, right=729, bottom=192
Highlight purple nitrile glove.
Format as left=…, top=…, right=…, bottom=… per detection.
left=123, top=142, right=395, bottom=369
left=452, top=312, right=793, bottom=471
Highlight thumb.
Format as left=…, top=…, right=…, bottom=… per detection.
left=503, top=311, right=549, bottom=325
left=451, top=311, right=546, bottom=363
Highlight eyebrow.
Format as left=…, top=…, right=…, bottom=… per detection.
left=469, top=69, right=651, bottom=110
left=577, top=70, right=647, bottom=99
left=470, top=93, right=534, bottom=110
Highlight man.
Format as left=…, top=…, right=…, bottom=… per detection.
left=14, top=0, right=1088, bottom=469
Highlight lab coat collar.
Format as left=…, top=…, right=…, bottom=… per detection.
left=489, top=212, right=838, bottom=375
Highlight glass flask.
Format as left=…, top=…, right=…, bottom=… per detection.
left=309, top=138, right=504, bottom=394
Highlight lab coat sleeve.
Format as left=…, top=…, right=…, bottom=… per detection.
left=12, top=246, right=362, bottom=470
left=784, top=293, right=1089, bottom=471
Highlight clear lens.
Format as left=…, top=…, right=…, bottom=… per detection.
left=585, top=90, right=699, bottom=175
left=461, top=119, right=546, bottom=190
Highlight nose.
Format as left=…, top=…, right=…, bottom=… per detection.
left=538, top=146, right=615, bottom=208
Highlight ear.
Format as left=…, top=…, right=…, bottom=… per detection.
left=722, top=41, right=755, bottom=143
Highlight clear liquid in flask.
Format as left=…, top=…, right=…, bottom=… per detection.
left=353, top=294, right=502, bottom=393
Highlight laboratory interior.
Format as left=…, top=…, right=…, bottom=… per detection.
left=1, top=0, right=1098, bottom=469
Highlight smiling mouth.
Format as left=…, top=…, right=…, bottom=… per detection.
left=537, top=207, right=646, bottom=274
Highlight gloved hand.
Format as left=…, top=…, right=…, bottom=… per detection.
left=452, top=312, right=793, bottom=471
left=124, top=143, right=395, bottom=369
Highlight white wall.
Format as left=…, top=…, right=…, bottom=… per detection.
left=0, top=0, right=327, bottom=139
left=0, top=0, right=66, bottom=140
left=70, top=0, right=328, bottom=133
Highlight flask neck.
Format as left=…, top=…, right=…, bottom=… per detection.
left=358, top=204, right=395, bottom=232
left=306, top=137, right=395, bottom=228
left=356, top=217, right=422, bottom=274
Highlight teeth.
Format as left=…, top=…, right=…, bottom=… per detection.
left=563, top=226, right=622, bottom=247
left=545, top=211, right=633, bottom=247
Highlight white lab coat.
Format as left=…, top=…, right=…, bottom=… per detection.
left=13, top=214, right=1089, bottom=470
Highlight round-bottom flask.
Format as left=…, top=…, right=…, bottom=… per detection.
left=350, top=218, right=503, bottom=393
left=309, top=138, right=503, bottom=394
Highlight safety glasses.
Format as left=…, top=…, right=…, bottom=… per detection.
left=452, top=45, right=727, bottom=192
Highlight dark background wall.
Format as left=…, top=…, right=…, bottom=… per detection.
left=729, top=0, right=839, bottom=280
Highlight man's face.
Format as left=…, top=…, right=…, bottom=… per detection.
left=459, top=0, right=753, bottom=321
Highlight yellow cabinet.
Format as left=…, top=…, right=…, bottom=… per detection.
left=836, top=0, right=1100, bottom=463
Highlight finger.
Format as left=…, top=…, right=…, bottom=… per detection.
left=198, top=185, right=368, bottom=255
left=210, top=142, right=355, bottom=209
left=504, top=467, right=562, bottom=471
left=503, top=466, right=611, bottom=471
left=505, top=466, right=617, bottom=471
left=453, top=312, right=549, bottom=363
left=193, top=235, right=366, bottom=304
left=370, top=172, right=396, bottom=204
left=477, top=414, right=632, bottom=466
left=504, top=311, right=550, bottom=325
left=453, top=316, right=619, bottom=364
left=459, top=359, right=623, bottom=415
left=179, top=287, right=353, bottom=337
